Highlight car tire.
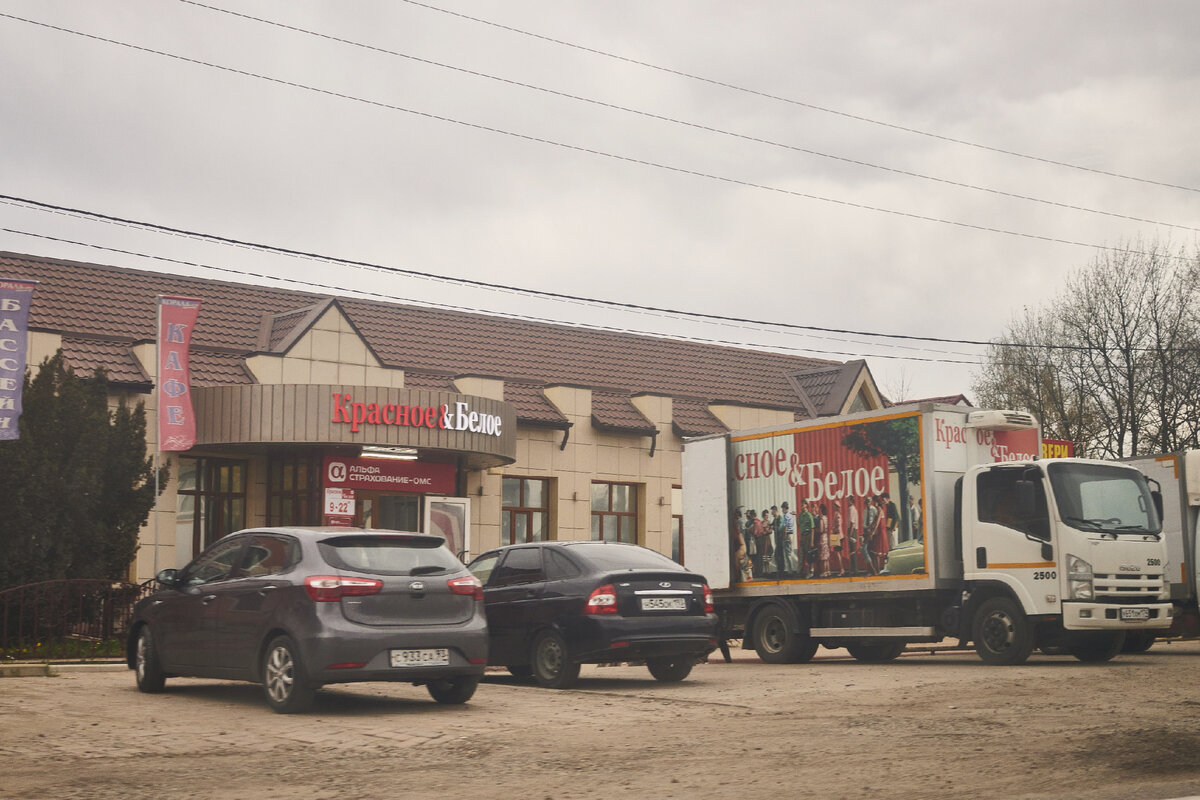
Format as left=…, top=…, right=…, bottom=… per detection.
left=262, top=635, right=316, bottom=714
left=134, top=626, right=167, bottom=693
left=753, top=605, right=818, bottom=664
left=506, top=665, right=533, bottom=680
left=427, top=675, right=481, bottom=704
left=1067, top=632, right=1125, bottom=663
left=646, top=656, right=693, bottom=682
left=972, top=597, right=1035, bottom=665
left=846, top=642, right=906, bottom=663
left=531, top=630, right=580, bottom=689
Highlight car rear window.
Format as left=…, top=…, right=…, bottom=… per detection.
left=318, top=536, right=462, bottom=576
left=567, top=543, right=682, bottom=572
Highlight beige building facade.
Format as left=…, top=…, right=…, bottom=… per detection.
left=4, top=251, right=885, bottom=581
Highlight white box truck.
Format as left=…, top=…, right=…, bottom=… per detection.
left=682, top=403, right=1172, bottom=665
left=1124, top=451, right=1200, bottom=650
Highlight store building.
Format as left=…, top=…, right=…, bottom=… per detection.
left=2, top=251, right=887, bottom=580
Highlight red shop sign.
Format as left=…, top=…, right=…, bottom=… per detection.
left=323, top=456, right=456, bottom=495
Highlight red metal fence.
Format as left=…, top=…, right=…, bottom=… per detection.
left=0, top=579, right=154, bottom=661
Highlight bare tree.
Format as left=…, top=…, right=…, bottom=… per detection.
left=974, top=240, right=1200, bottom=458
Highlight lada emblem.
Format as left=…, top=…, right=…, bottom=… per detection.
left=659, top=582, right=672, bottom=588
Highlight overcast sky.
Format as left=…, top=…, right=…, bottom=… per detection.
left=2, top=1, right=1198, bottom=402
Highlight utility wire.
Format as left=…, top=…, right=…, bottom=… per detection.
left=1, top=13, right=1195, bottom=272
left=398, top=0, right=1200, bottom=195
left=176, top=0, right=1200, bottom=234
left=0, top=225, right=980, bottom=366
left=3, top=194, right=1195, bottom=357
left=0, top=193, right=1085, bottom=354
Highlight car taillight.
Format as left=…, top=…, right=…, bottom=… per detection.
left=585, top=584, right=618, bottom=615
left=305, top=576, right=383, bottom=602
left=703, top=585, right=714, bottom=614
left=448, top=575, right=483, bottom=601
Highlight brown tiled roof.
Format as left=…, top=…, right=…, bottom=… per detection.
left=2, top=251, right=852, bottom=416
left=61, top=336, right=149, bottom=386
left=504, top=381, right=570, bottom=428
left=787, top=361, right=868, bottom=416
left=671, top=398, right=728, bottom=438
left=590, top=391, right=657, bottom=435
left=402, top=372, right=457, bottom=391
left=191, top=350, right=255, bottom=386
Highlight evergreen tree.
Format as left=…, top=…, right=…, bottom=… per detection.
left=0, top=352, right=160, bottom=590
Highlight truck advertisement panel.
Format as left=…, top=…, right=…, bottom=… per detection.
left=728, top=412, right=924, bottom=585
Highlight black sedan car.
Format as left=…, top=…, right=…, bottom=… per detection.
left=467, top=541, right=717, bottom=688
left=127, top=527, right=488, bottom=713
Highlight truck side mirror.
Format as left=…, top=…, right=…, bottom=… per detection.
left=1041, top=542, right=1053, bottom=562
left=1151, top=489, right=1164, bottom=522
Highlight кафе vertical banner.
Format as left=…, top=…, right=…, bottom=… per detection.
left=157, top=295, right=202, bottom=452
left=0, top=280, right=36, bottom=441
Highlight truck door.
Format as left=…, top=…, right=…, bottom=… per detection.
left=964, top=467, right=1059, bottom=614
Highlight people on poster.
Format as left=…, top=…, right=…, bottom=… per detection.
left=797, top=501, right=815, bottom=578
left=774, top=502, right=798, bottom=575
left=816, top=503, right=830, bottom=578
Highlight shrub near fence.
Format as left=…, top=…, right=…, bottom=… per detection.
left=0, top=579, right=154, bottom=661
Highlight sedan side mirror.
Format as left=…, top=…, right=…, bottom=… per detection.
left=155, top=568, right=180, bottom=588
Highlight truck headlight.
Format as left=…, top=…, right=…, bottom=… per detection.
left=1067, top=553, right=1094, bottom=600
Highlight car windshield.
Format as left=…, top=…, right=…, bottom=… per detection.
left=1047, top=462, right=1161, bottom=535
left=567, top=543, right=683, bottom=571
left=318, top=536, right=462, bottom=576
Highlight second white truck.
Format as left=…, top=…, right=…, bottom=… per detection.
left=682, top=403, right=1173, bottom=665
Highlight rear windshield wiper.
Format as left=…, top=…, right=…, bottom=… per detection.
left=410, top=564, right=449, bottom=576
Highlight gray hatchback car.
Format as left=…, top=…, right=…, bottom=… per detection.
left=126, top=527, right=488, bottom=713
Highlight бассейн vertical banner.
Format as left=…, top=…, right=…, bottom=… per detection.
left=0, top=280, right=37, bottom=441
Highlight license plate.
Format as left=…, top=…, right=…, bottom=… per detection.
left=641, top=597, right=687, bottom=611
left=1119, top=607, right=1151, bottom=622
left=390, top=648, right=450, bottom=667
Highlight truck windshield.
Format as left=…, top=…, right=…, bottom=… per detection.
left=1046, top=462, right=1161, bottom=535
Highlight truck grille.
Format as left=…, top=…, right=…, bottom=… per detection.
left=1092, top=572, right=1165, bottom=602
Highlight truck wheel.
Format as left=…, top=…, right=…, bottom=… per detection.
left=846, top=642, right=906, bottom=663
left=972, top=597, right=1034, bottom=665
left=1121, top=632, right=1156, bottom=653
left=1067, top=632, right=1125, bottom=663
left=753, top=607, right=819, bottom=664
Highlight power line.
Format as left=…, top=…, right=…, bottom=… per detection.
left=0, top=193, right=1074, bottom=355
left=0, top=194, right=982, bottom=358
left=3, top=194, right=1195, bottom=358
left=2, top=13, right=1195, bottom=271
left=398, top=0, right=1200, bottom=195
left=176, top=0, right=1200, bottom=235
left=0, top=225, right=981, bottom=367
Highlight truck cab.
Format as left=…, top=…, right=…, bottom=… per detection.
left=961, top=458, right=1172, bottom=662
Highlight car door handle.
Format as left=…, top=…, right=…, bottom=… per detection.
left=201, top=594, right=217, bottom=604
left=258, top=585, right=279, bottom=595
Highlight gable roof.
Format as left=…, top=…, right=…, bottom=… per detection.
left=3, top=251, right=857, bottom=415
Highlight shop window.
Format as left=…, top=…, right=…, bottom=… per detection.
left=502, top=477, right=550, bottom=546
left=671, top=485, right=684, bottom=563
left=591, top=482, right=639, bottom=544
left=177, top=457, right=247, bottom=557
left=267, top=452, right=321, bottom=527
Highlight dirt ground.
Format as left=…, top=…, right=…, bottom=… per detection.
left=4, top=641, right=1200, bottom=800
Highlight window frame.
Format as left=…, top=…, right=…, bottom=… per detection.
left=590, top=481, right=640, bottom=544
left=501, top=476, right=551, bottom=546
